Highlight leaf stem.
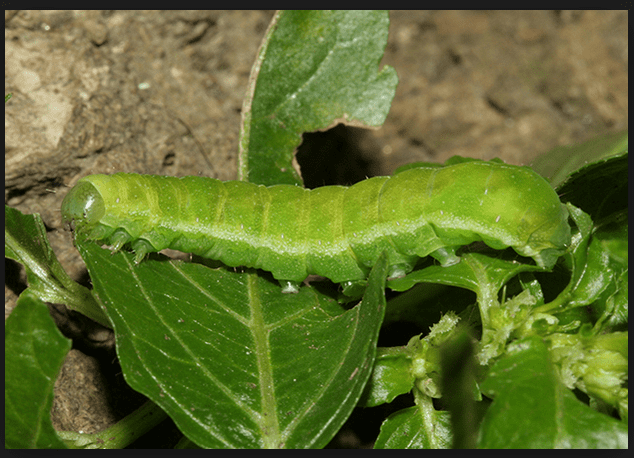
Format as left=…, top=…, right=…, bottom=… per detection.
left=58, top=400, right=169, bottom=449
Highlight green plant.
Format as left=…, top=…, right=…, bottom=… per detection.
left=5, top=11, right=627, bottom=449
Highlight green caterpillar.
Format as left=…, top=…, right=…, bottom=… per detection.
left=61, top=158, right=571, bottom=293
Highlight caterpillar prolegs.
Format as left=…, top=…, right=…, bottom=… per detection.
left=61, top=158, right=571, bottom=293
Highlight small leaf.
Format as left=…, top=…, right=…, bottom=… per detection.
left=388, top=252, right=543, bottom=295
left=5, top=291, right=72, bottom=449
left=374, top=399, right=452, bottom=449
left=4, top=206, right=107, bottom=327
left=358, top=347, right=415, bottom=407
left=530, top=130, right=627, bottom=188
left=556, top=151, right=627, bottom=223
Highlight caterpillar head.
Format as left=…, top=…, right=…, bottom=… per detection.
left=61, top=180, right=105, bottom=233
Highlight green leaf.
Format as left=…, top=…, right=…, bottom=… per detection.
left=374, top=396, right=452, bottom=449
left=361, top=311, right=463, bottom=408
left=239, top=10, right=398, bottom=186
left=358, top=346, right=415, bottom=407
left=388, top=252, right=544, bottom=295
left=556, top=152, right=627, bottom=223
left=5, top=291, right=72, bottom=449
left=479, top=336, right=628, bottom=449
left=568, top=223, right=616, bottom=307
left=5, top=206, right=108, bottom=327
left=590, top=268, right=628, bottom=333
left=530, top=130, right=627, bottom=188
left=536, top=204, right=627, bottom=326
left=77, top=241, right=388, bottom=448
